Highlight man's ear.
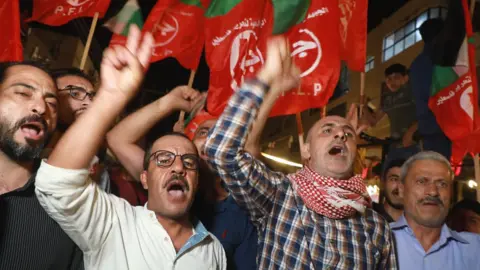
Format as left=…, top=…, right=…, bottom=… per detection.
left=301, top=141, right=311, bottom=161
left=140, top=171, right=149, bottom=190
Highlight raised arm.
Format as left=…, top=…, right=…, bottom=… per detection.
left=35, top=26, right=153, bottom=252
left=204, top=37, right=300, bottom=225
left=106, top=86, right=201, bottom=181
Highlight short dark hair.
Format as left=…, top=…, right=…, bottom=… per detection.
left=384, top=63, right=407, bottom=77
left=419, top=18, right=444, bottom=43
left=0, top=61, right=51, bottom=85
left=50, top=67, right=94, bottom=85
left=143, top=132, right=197, bottom=170
left=452, top=199, right=480, bottom=216
left=382, top=158, right=406, bottom=180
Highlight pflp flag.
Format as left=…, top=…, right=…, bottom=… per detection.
left=142, top=0, right=205, bottom=70
left=106, top=0, right=143, bottom=46
left=204, top=0, right=270, bottom=116
left=29, top=0, right=111, bottom=26
left=267, top=0, right=342, bottom=116
left=427, top=0, right=479, bottom=164
left=0, top=0, right=23, bottom=61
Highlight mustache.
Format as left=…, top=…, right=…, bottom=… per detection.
left=163, top=174, right=190, bottom=191
left=418, top=196, right=443, bottom=206
left=391, top=188, right=399, bottom=196
left=15, top=114, right=48, bottom=133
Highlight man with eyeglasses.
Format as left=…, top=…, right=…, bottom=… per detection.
left=34, top=26, right=226, bottom=269
left=49, top=68, right=111, bottom=192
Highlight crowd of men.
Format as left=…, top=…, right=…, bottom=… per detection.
left=1, top=11, right=480, bottom=270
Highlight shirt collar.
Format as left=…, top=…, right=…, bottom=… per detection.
left=391, top=215, right=470, bottom=244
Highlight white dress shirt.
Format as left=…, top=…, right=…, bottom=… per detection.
left=35, top=161, right=226, bottom=270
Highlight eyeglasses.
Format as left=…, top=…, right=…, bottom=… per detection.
left=59, top=86, right=96, bottom=101
left=149, top=150, right=199, bottom=170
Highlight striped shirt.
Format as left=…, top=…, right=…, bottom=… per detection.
left=205, top=82, right=398, bottom=269
left=0, top=176, right=83, bottom=270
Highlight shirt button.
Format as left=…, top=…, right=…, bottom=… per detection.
left=164, top=237, right=168, bottom=241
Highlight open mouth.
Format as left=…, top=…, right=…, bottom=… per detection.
left=328, top=145, right=346, bottom=156
left=166, top=180, right=187, bottom=198
left=20, top=122, right=45, bottom=140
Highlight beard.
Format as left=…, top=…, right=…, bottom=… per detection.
left=0, top=114, right=50, bottom=162
left=385, top=190, right=404, bottom=210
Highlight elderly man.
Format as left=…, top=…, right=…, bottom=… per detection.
left=34, top=26, right=226, bottom=269
left=205, top=36, right=397, bottom=268
left=0, top=62, right=83, bottom=269
left=391, top=151, right=480, bottom=270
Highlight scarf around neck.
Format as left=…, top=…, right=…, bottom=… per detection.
left=288, top=166, right=372, bottom=219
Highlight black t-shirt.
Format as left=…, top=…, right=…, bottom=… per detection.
left=0, top=175, right=83, bottom=270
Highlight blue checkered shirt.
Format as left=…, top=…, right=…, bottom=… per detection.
left=205, top=82, right=398, bottom=269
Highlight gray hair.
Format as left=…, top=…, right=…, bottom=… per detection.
left=400, top=151, right=453, bottom=183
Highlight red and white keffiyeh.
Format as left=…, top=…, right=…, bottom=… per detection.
left=288, top=166, right=372, bottom=219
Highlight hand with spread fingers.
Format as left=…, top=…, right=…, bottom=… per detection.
left=346, top=103, right=370, bottom=136
left=257, top=36, right=301, bottom=95
left=99, top=25, right=154, bottom=102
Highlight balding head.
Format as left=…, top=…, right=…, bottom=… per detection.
left=302, top=116, right=357, bottom=178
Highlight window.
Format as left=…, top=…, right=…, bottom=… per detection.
left=365, top=56, right=375, bottom=72
left=382, top=7, right=447, bottom=62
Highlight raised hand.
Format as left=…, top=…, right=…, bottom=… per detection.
left=347, top=103, right=369, bottom=136
left=99, top=25, right=154, bottom=102
left=162, top=86, right=203, bottom=112
left=257, top=36, right=301, bottom=95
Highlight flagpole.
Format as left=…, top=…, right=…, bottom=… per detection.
left=359, top=72, right=366, bottom=116
left=321, top=106, right=327, bottom=118
left=468, top=0, right=479, bottom=200
left=178, top=69, right=197, bottom=121
left=295, top=112, right=304, bottom=155
left=80, top=12, right=99, bottom=71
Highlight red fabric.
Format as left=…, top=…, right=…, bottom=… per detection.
left=270, top=0, right=341, bottom=116
left=29, top=0, right=110, bottom=26
left=206, top=0, right=342, bottom=117
left=430, top=0, right=479, bottom=164
left=109, top=167, right=148, bottom=206
left=205, top=0, right=270, bottom=116
left=142, top=0, right=204, bottom=70
left=338, top=0, right=367, bottom=72
left=184, top=110, right=217, bottom=140
left=0, top=0, right=23, bottom=62
left=288, top=166, right=371, bottom=219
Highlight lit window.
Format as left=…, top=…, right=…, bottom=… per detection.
left=382, top=7, right=447, bottom=62
left=365, top=56, right=375, bottom=72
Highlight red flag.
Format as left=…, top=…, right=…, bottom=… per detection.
left=338, top=0, right=367, bottom=72
left=205, top=0, right=270, bottom=116
left=143, top=0, right=205, bottom=70
left=428, top=0, right=479, bottom=164
left=29, top=0, right=111, bottom=26
left=206, top=0, right=342, bottom=117
left=270, top=1, right=341, bottom=116
left=0, top=0, right=23, bottom=61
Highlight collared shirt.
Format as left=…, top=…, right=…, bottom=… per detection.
left=198, top=195, right=258, bottom=270
left=204, top=82, right=397, bottom=269
left=0, top=175, right=83, bottom=270
left=35, top=161, right=226, bottom=270
left=391, top=215, right=480, bottom=270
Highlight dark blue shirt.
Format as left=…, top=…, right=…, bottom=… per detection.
left=199, top=195, right=258, bottom=270
left=409, top=47, right=443, bottom=135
